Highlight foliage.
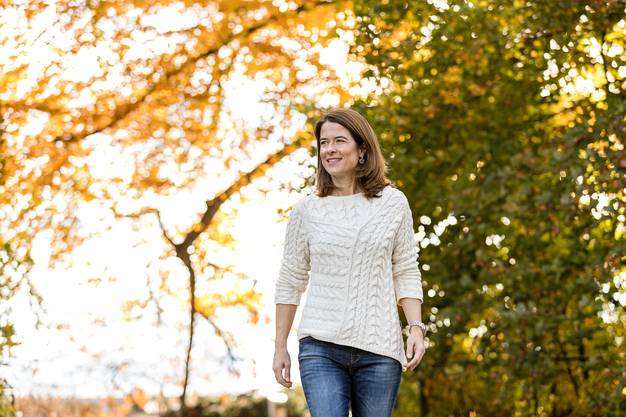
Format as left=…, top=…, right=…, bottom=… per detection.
left=1, top=241, right=34, bottom=417
left=161, top=389, right=308, bottom=417
left=0, top=0, right=351, bottom=409
left=0, top=378, right=15, bottom=417
left=16, top=388, right=152, bottom=417
left=351, top=0, right=626, bottom=416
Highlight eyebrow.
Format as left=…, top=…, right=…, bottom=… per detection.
left=319, top=135, right=349, bottom=140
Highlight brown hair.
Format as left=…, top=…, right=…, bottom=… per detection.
left=314, top=108, right=394, bottom=199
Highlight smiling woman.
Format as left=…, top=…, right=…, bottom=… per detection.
left=318, top=122, right=364, bottom=193
left=313, top=108, right=391, bottom=198
left=272, top=108, right=427, bottom=417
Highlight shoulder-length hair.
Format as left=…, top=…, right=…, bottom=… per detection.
left=313, top=108, right=394, bottom=199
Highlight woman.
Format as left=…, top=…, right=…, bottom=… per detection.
left=273, top=108, right=426, bottom=417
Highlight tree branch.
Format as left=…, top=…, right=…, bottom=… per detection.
left=52, top=0, right=336, bottom=145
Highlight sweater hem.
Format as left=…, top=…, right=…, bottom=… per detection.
left=297, top=329, right=407, bottom=368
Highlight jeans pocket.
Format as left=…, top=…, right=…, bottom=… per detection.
left=298, top=337, right=318, bottom=361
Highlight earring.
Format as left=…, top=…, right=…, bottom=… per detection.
left=358, top=155, right=365, bottom=164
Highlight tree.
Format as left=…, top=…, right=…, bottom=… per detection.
left=352, top=0, right=625, bottom=415
left=0, top=0, right=354, bottom=412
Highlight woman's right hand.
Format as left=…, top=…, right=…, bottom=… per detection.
left=272, top=346, right=292, bottom=388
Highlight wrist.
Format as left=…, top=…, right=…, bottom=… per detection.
left=275, top=340, right=288, bottom=349
left=404, top=320, right=428, bottom=337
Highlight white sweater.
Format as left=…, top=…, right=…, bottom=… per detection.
left=274, top=184, right=424, bottom=367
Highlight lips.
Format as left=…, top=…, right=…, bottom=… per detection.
left=327, top=158, right=342, bottom=163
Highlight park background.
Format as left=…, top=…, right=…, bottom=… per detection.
left=1, top=0, right=625, bottom=416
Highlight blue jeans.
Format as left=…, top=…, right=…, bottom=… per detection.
left=298, top=336, right=402, bottom=417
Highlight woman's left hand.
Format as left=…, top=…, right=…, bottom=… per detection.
left=405, top=329, right=425, bottom=371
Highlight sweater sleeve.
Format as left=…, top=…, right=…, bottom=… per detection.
left=274, top=199, right=310, bottom=306
left=392, top=196, right=424, bottom=304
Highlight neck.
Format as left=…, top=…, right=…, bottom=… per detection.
left=331, top=176, right=361, bottom=196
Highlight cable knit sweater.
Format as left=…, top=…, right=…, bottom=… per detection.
left=274, top=184, right=424, bottom=367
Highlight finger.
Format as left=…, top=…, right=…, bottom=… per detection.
left=416, top=347, right=425, bottom=360
left=273, top=367, right=285, bottom=385
left=277, top=373, right=291, bottom=388
left=408, top=349, right=421, bottom=369
left=274, top=364, right=289, bottom=387
left=409, top=349, right=425, bottom=370
left=406, top=341, right=414, bottom=359
left=284, top=362, right=291, bottom=383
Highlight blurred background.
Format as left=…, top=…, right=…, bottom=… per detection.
left=1, top=0, right=625, bottom=416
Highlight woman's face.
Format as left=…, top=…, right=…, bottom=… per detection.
left=318, top=121, right=364, bottom=181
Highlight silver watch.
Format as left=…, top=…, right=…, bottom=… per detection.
left=406, top=320, right=428, bottom=336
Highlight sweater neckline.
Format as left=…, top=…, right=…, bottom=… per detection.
left=314, top=186, right=390, bottom=200
left=325, top=192, right=364, bottom=198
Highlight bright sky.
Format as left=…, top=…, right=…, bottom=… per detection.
left=6, top=167, right=313, bottom=399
